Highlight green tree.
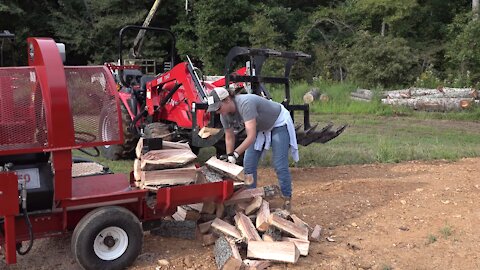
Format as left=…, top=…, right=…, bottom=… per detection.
left=341, top=32, right=418, bottom=88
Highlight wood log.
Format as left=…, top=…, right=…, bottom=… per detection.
left=136, top=137, right=192, bottom=158
left=141, top=164, right=196, bottom=187
left=381, top=97, right=474, bottom=111
left=140, top=149, right=197, bottom=170
left=150, top=220, right=197, bottom=240
left=381, top=89, right=411, bottom=98
left=268, top=214, right=309, bottom=240
left=290, top=214, right=311, bottom=231
left=133, top=158, right=141, bottom=181
left=214, top=236, right=243, bottom=270
left=198, top=127, right=221, bottom=139
left=310, top=224, right=322, bottom=242
left=255, top=201, right=270, bottom=232
left=409, top=87, right=442, bottom=97
left=303, top=88, right=321, bottom=104
left=234, top=213, right=262, bottom=242
left=262, top=226, right=282, bottom=242
left=172, top=205, right=201, bottom=221
left=198, top=220, right=213, bottom=234
left=350, top=96, right=372, bottom=102
left=243, top=259, right=272, bottom=270
left=205, top=156, right=244, bottom=182
left=281, top=237, right=310, bottom=256
left=197, top=166, right=224, bottom=183
left=440, top=87, right=478, bottom=98
left=225, top=187, right=265, bottom=205
left=188, top=202, right=216, bottom=214
left=245, top=197, right=263, bottom=215
left=350, top=89, right=373, bottom=101
left=216, top=203, right=225, bottom=218
left=211, top=218, right=242, bottom=240
left=247, top=241, right=300, bottom=263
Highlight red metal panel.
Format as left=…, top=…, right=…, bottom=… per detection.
left=156, top=180, right=233, bottom=214
left=4, top=216, right=16, bottom=264
left=0, top=172, right=19, bottom=216
left=0, top=172, right=19, bottom=265
left=27, top=38, right=74, bottom=200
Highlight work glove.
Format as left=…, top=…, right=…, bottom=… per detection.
left=219, top=151, right=239, bottom=164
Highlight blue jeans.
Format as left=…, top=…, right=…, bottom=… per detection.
left=244, top=125, right=292, bottom=197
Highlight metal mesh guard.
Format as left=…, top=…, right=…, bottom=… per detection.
left=65, top=66, right=120, bottom=147
left=0, top=67, right=47, bottom=151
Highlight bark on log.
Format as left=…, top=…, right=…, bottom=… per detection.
left=303, top=88, right=321, bottom=104
left=214, top=236, right=243, bottom=270
left=382, top=89, right=411, bottom=99
left=205, top=157, right=244, bottom=182
left=381, top=97, right=474, bottom=111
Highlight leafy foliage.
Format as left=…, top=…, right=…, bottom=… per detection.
left=341, top=32, right=418, bottom=88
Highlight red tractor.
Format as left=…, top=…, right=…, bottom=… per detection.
left=100, top=25, right=346, bottom=160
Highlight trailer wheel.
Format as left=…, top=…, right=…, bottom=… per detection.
left=71, top=206, right=143, bottom=270
left=99, top=101, right=139, bottom=160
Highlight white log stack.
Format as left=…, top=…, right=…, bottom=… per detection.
left=378, top=87, right=478, bottom=111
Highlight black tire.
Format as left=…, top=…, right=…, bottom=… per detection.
left=143, top=122, right=172, bottom=140
left=99, top=101, right=139, bottom=160
left=71, top=206, right=143, bottom=270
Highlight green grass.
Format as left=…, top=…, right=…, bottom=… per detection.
left=426, top=234, right=438, bottom=245
left=440, top=224, right=453, bottom=239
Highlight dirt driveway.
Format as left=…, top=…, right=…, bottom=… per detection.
left=3, top=158, right=480, bottom=270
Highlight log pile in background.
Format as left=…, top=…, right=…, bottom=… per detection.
left=381, top=87, right=478, bottom=112
left=350, top=88, right=374, bottom=102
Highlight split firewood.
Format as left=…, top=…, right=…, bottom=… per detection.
left=136, top=137, right=192, bottom=158
left=198, top=127, right=221, bottom=139
left=216, top=203, right=225, bottom=218
left=172, top=205, right=201, bottom=221
left=225, top=187, right=265, bottom=205
left=247, top=241, right=300, bottom=264
left=141, top=149, right=197, bottom=170
left=198, top=220, right=213, bottom=234
left=214, top=236, right=243, bottom=270
left=205, top=156, right=244, bottom=182
left=141, top=164, right=197, bottom=187
left=255, top=201, right=270, bottom=232
left=133, top=158, right=141, bottom=181
left=188, top=202, right=216, bottom=214
left=281, top=237, right=310, bottom=256
left=262, top=226, right=282, bottom=242
left=234, top=213, right=262, bottom=242
left=309, top=225, right=322, bottom=242
left=245, top=197, right=263, bottom=215
left=211, top=218, right=242, bottom=240
left=197, top=166, right=224, bottom=183
left=268, top=214, right=309, bottom=240
left=290, top=214, right=312, bottom=231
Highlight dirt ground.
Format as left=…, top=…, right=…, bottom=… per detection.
left=2, top=157, right=480, bottom=270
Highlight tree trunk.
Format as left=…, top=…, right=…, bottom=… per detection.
left=382, top=89, right=411, bottom=99
left=381, top=97, right=474, bottom=112
left=473, top=0, right=479, bottom=20
left=350, top=89, right=373, bottom=101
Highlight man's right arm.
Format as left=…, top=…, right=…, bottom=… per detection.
left=224, top=128, right=235, bottom=154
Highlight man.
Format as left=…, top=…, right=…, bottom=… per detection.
left=207, top=87, right=298, bottom=210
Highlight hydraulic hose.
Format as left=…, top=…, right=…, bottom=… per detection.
left=16, top=208, right=33, bottom=255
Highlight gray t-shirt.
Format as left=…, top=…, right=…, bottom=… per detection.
left=220, top=94, right=282, bottom=132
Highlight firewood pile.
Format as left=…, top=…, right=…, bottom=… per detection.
left=153, top=184, right=322, bottom=269
left=351, top=87, right=479, bottom=112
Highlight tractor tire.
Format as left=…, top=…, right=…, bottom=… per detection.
left=143, top=122, right=172, bottom=140
left=99, top=102, right=139, bottom=160
left=71, top=206, right=143, bottom=270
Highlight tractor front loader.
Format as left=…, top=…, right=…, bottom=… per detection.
left=101, top=25, right=346, bottom=160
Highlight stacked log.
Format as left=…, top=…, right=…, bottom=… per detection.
left=381, top=87, right=478, bottom=112
left=350, top=88, right=374, bottom=102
